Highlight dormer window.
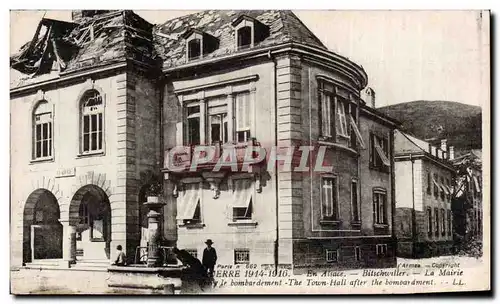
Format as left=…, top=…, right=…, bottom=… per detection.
left=182, top=29, right=219, bottom=61
left=232, top=15, right=270, bottom=50
left=237, top=27, right=252, bottom=49
left=188, top=38, right=201, bottom=60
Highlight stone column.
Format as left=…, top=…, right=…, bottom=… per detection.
left=250, top=82, right=256, bottom=139
left=226, top=87, right=234, bottom=142
left=199, top=97, right=206, bottom=145
left=59, top=219, right=76, bottom=267
left=145, top=197, right=166, bottom=267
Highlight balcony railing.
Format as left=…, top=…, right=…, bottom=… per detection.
left=134, top=246, right=179, bottom=266
left=163, top=139, right=263, bottom=173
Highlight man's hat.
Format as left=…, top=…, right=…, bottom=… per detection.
left=205, top=239, right=214, bottom=245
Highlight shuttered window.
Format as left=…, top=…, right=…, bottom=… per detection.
left=322, top=177, right=338, bottom=220
left=81, top=90, right=104, bottom=154
left=235, top=92, right=252, bottom=142
left=33, top=100, right=53, bottom=159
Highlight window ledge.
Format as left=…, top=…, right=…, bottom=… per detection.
left=30, top=157, right=54, bottom=164
left=228, top=220, right=258, bottom=227
left=374, top=224, right=389, bottom=229
left=76, top=151, right=105, bottom=159
left=320, top=220, right=341, bottom=226
left=178, top=223, right=205, bottom=229
left=369, top=165, right=391, bottom=173
left=318, top=141, right=358, bottom=156
left=326, top=260, right=339, bottom=263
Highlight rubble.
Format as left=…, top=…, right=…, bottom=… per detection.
left=10, top=10, right=158, bottom=88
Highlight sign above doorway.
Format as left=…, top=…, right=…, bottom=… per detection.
left=56, top=167, right=76, bottom=178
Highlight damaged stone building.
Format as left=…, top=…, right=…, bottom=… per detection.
left=10, top=10, right=398, bottom=270
left=451, top=150, right=483, bottom=244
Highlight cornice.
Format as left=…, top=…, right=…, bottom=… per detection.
left=10, top=59, right=160, bottom=97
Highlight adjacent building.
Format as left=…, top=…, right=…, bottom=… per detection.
left=393, top=131, right=455, bottom=258
left=10, top=10, right=398, bottom=270
left=451, top=150, right=483, bottom=242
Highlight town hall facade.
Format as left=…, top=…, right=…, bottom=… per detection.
left=10, top=10, right=398, bottom=270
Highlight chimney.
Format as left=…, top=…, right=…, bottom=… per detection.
left=71, top=10, right=83, bottom=22
left=449, top=146, right=455, bottom=160
left=441, top=139, right=447, bottom=152
left=72, top=10, right=113, bottom=22
left=362, top=87, right=376, bottom=108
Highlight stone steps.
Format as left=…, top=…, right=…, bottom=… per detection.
left=24, top=259, right=111, bottom=272
left=25, top=259, right=64, bottom=269
left=71, top=259, right=110, bottom=272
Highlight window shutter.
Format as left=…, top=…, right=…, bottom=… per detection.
left=349, top=115, right=365, bottom=149
left=236, top=95, right=242, bottom=131
left=177, top=184, right=200, bottom=220
left=102, top=93, right=106, bottom=149
left=374, top=140, right=391, bottom=166
left=232, top=179, right=252, bottom=208
left=243, top=93, right=249, bottom=130
left=369, top=133, right=375, bottom=165
left=51, top=103, right=55, bottom=157
left=332, top=178, right=338, bottom=219
left=382, top=194, right=387, bottom=224
left=383, top=137, right=389, bottom=157
left=236, top=93, right=250, bottom=131
left=330, top=96, right=336, bottom=139
left=318, top=89, right=323, bottom=137
left=427, top=173, right=431, bottom=192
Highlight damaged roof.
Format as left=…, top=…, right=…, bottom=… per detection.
left=11, top=10, right=331, bottom=89
left=451, top=149, right=482, bottom=168
left=153, top=10, right=327, bottom=69
left=11, top=10, right=158, bottom=88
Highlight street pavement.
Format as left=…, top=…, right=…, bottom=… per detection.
left=10, top=256, right=483, bottom=295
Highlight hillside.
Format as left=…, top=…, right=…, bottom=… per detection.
left=377, top=100, right=482, bottom=155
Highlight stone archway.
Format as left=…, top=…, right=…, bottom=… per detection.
left=23, top=189, right=62, bottom=264
left=69, top=184, right=111, bottom=261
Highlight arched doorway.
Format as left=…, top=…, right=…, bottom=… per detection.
left=70, top=185, right=111, bottom=261
left=23, top=189, right=62, bottom=264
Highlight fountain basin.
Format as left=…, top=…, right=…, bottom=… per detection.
left=107, top=265, right=185, bottom=294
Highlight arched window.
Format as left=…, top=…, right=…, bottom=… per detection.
left=33, top=100, right=53, bottom=159
left=80, top=89, right=104, bottom=154
left=188, top=38, right=201, bottom=60
left=237, top=26, right=252, bottom=49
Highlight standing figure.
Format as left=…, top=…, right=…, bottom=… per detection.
left=202, top=239, right=217, bottom=277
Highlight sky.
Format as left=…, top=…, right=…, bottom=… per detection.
left=9, top=10, right=489, bottom=108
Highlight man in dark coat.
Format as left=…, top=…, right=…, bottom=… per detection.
left=202, top=239, right=217, bottom=277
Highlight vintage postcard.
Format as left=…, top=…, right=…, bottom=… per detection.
left=9, top=9, right=490, bottom=294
